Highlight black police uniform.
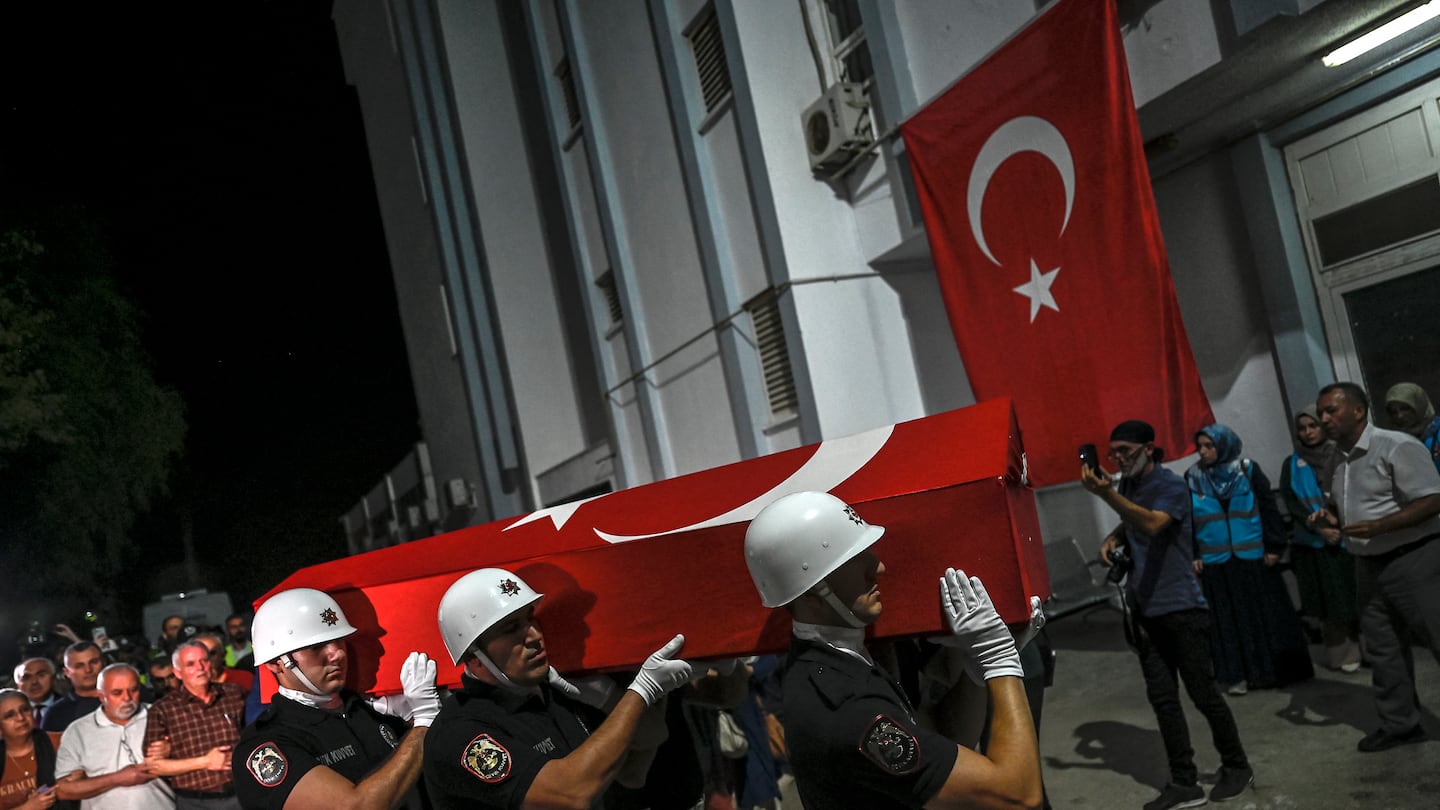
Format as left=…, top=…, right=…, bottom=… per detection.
left=233, top=693, right=410, bottom=810
left=783, top=635, right=959, bottom=809
left=423, top=673, right=603, bottom=809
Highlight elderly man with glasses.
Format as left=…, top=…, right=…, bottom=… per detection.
left=53, top=663, right=174, bottom=809
left=1081, top=420, right=1253, bottom=810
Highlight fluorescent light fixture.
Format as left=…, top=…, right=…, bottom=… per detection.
left=1323, top=1, right=1440, bottom=67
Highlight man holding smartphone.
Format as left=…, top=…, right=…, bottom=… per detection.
left=1081, top=420, right=1252, bottom=810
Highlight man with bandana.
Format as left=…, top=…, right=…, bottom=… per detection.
left=742, top=490, right=1043, bottom=810
left=421, top=568, right=693, bottom=809
left=232, top=588, right=439, bottom=810
left=1082, top=420, right=1252, bottom=810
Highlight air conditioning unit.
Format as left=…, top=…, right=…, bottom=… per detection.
left=802, top=82, right=872, bottom=174
left=447, top=478, right=473, bottom=509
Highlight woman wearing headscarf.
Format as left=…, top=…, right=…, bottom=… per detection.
left=1278, top=406, right=1360, bottom=672
left=1383, top=382, right=1440, bottom=474
left=1185, top=424, right=1314, bottom=695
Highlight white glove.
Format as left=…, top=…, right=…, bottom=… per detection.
left=547, top=667, right=581, bottom=699
left=938, top=569, right=1023, bottom=681
left=400, top=651, right=441, bottom=727
left=627, top=634, right=692, bottom=707
left=365, top=693, right=413, bottom=720
left=1013, top=595, right=1046, bottom=652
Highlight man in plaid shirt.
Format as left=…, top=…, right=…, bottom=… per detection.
left=143, top=640, right=247, bottom=810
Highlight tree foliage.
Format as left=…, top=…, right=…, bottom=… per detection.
left=0, top=208, right=186, bottom=597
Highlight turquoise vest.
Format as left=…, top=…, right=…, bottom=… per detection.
left=1286, top=454, right=1327, bottom=549
left=1423, top=419, right=1440, bottom=475
left=1187, top=461, right=1264, bottom=564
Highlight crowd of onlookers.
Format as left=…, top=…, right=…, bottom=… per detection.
left=6, top=612, right=256, bottom=728
left=3, top=380, right=1435, bottom=810
left=1174, top=379, right=1440, bottom=703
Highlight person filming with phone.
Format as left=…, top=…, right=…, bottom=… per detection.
left=1080, top=420, right=1253, bottom=810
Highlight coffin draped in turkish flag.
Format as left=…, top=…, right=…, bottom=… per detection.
left=258, top=399, right=1047, bottom=696
left=899, top=0, right=1212, bottom=486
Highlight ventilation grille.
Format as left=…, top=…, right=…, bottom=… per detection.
left=597, top=271, right=623, bottom=327
left=747, top=289, right=796, bottom=416
left=556, top=57, right=581, bottom=132
left=687, top=5, right=731, bottom=115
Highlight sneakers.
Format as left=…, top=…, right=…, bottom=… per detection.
left=1210, top=766, right=1254, bottom=802
left=1143, top=782, right=1207, bottom=810
left=1357, top=725, right=1428, bottom=752
left=1225, top=681, right=1248, bottom=696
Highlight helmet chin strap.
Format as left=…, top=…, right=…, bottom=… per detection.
left=470, top=647, right=533, bottom=692
left=276, top=655, right=341, bottom=709
left=812, top=581, right=868, bottom=629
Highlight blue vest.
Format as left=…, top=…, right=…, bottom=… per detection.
left=1423, top=418, right=1440, bottom=475
left=1187, top=461, right=1264, bottom=564
left=1286, top=454, right=1327, bottom=549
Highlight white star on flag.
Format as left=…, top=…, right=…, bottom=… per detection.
left=1013, top=259, right=1060, bottom=322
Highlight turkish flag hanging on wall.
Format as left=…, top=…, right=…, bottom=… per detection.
left=899, top=0, right=1212, bottom=486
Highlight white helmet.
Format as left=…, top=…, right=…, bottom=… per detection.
left=437, top=568, right=544, bottom=665
left=744, top=490, right=885, bottom=608
left=252, top=588, right=358, bottom=663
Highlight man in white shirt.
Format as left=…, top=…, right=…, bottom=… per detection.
left=54, top=664, right=175, bottom=809
left=1313, top=381, right=1440, bottom=753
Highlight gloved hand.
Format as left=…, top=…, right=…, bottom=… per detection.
left=627, top=634, right=692, bottom=707
left=547, top=667, right=581, bottom=699
left=938, top=568, right=1023, bottom=681
left=400, top=651, right=441, bottom=727
left=1013, top=595, right=1046, bottom=652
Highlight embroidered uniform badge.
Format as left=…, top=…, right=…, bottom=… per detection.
left=462, top=733, right=512, bottom=783
left=379, top=724, right=399, bottom=749
left=320, top=608, right=339, bottom=626
left=498, top=578, right=521, bottom=597
left=247, top=743, right=288, bottom=787
left=860, top=716, right=920, bottom=774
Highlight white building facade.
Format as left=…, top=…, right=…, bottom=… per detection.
left=332, top=0, right=1440, bottom=556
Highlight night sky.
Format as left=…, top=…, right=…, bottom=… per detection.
left=1, top=2, right=418, bottom=638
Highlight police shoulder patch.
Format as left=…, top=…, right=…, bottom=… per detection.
left=247, top=743, right=289, bottom=787
left=462, top=733, right=512, bottom=783
left=379, top=723, right=399, bottom=749
left=858, top=715, right=920, bottom=775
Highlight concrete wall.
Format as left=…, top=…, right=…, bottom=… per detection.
left=333, top=0, right=483, bottom=519
left=435, top=0, right=591, bottom=500
left=1154, top=151, right=1293, bottom=475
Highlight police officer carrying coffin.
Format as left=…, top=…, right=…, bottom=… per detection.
left=744, top=491, right=1043, bottom=810
left=422, top=568, right=692, bottom=809
left=234, top=587, right=440, bottom=810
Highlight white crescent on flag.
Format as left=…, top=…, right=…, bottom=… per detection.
left=593, top=423, right=895, bottom=543
left=966, top=115, right=1074, bottom=266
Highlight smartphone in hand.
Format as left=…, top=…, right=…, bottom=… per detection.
left=1079, top=443, right=1102, bottom=474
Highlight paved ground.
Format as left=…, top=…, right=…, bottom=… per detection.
left=1038, top=606, right=1440, bottom=809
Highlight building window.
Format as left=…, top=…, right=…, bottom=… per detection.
left=823, top=0, right=872, bottom=87
left=685, top=3, right=732, bottom=115
left=747, top=288, right=797, bottom=417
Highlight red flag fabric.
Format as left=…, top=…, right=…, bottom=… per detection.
left=899, top=0, right=1212, bottom=485
left=257, top=400, right=1048, bottom=695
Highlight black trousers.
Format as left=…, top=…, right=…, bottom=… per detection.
left=1136, top=608, right=1249, bottom=785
